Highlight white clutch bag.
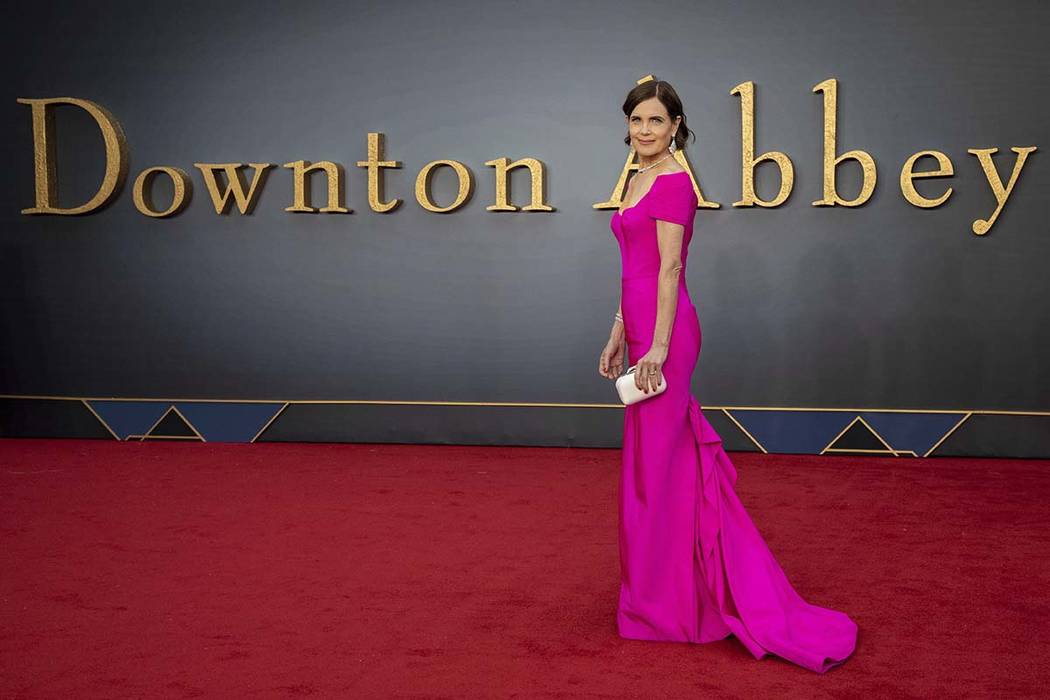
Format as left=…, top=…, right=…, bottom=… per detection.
left=616, top=364, right=667, bottom=405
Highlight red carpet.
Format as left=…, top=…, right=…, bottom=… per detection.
left=2, top=438, right=1048, bottom=698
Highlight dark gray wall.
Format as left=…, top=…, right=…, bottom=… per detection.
left=3, top=0, right=1047, bottom=415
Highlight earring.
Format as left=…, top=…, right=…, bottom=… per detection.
left=668, top=135, right=677, bottom=154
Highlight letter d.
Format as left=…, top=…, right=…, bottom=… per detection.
left=18, top=97, right=129, bottom=215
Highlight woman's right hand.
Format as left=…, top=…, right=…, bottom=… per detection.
left=598, top=338, right=626, bottom=380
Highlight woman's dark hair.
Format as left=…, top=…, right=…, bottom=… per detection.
left=622, top=78, right=694, bottom=151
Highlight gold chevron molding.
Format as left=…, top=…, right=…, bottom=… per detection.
left=3, top=394, right=1046, bottom=455
left=16, top=79, right=1038, bottom=236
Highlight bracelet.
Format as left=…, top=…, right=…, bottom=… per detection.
left=614, top=312, right=624, bottom=323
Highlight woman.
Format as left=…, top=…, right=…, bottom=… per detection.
left=598, top=78, right=858, bottom=673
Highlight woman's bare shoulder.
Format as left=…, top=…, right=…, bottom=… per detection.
left=656, top=164, right=687, bottom=179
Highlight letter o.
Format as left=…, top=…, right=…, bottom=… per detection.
left=133, top=166, right=192, bottom=217
left=415, top=160, right=472, bottom=212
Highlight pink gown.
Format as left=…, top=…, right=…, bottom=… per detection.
left=610, top=170, right=857, bottom=674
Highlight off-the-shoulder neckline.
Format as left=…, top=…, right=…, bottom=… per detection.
left=614, top=170, right=690, bottom=216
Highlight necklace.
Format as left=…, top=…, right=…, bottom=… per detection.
left=637, top=149, right=675, bottom=173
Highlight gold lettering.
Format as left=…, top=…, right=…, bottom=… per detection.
left=192, top=163, right=273, bottom=214
left=132, top=166, right=192, bottom=217
left=484, top=157, right=552, bottom=211
left=812, top=78, right=877, bottom=207
left=18, top=96, right=129, bottom=215
left=283, top=160, right=348, bottom=213
left=967, top=146, right=1038, bottom=236
left=597, top=152, right=715, bottom=211
left=355, top=132, right=400, bottom=213
left=900, top=151, right=953, bottom=208
left=415, top=160, right=472, bottom=212
left=731, top=80, right=793, bottom=207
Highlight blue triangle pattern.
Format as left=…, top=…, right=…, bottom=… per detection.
left=730, top=410, right=856, bottom=454
left=173, top=402, right=284, bottom=443
left=860, top=411, right=963, bottom=456
left=88, top=401, right=171, bottom=440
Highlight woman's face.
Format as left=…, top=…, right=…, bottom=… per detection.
left=627, top=97, right=681, bottom=159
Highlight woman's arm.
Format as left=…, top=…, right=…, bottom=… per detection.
left=609, top=296, right=625, bottom=343
left=599, top=294, right=627, bottom=380
left=650, top=220, right=685, bottom=351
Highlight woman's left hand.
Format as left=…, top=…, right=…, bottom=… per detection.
left=634, top=346, right=668, bottom=393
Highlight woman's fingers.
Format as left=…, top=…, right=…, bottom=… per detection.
left=635, top=362, right=661, bottom=393
left=600, top=350, right=618, bottom=379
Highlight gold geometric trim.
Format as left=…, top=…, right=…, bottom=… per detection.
left=251, top=402, right=289, bottom=443
left=3, top=396, right=1043, bottom=453
left=823, top=448, right=922, bottom=456
left=79, top=398, right=120, bottom=440
left=127, top=435, right=202, bottom=441
left=3, top=394, right=1046, bottom=416
left=136, top=404, right=205, bottom=442
left=820, top=415, right=897, bottom=456
left=922, top=412, right=973, bottom=457
left=721, top=408, right=768, bottom=454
